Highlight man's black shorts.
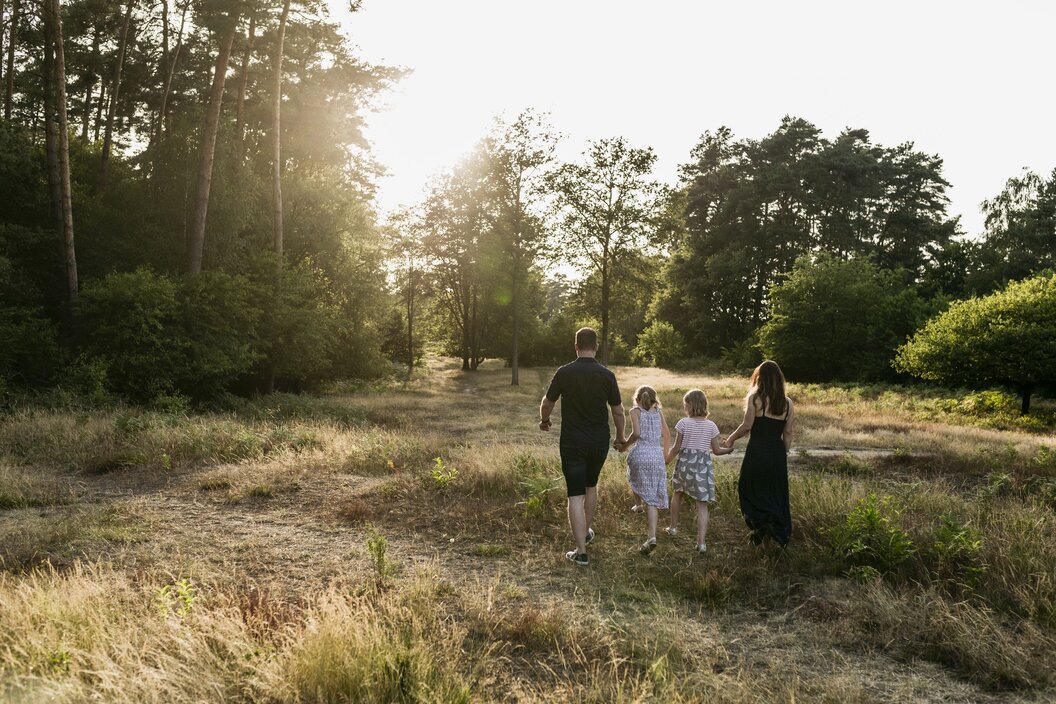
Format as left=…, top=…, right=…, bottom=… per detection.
left=559, top=442, right=608, bottom=497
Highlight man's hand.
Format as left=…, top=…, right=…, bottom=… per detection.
left=539, top=419, right=552, bottom=432
left=613, top=437, right=626, bottom=452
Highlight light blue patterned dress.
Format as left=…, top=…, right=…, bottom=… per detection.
left=627, top=409, right=670, bottom=508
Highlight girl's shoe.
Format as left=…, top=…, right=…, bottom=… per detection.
left=695, top=542, right=707, bottom=554
left=565, top=550, right=589, bottom=567
left=630, top=504, right=644, bottom=513
left=664, top=526, right=678, bottom=538
left=640, top=539, right=657, bottom=555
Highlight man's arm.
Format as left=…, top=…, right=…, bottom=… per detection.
left=611, top=402, right=626, bottom=447
left=539, top=396, right=556, bottom=431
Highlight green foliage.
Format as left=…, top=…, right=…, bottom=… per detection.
left=662, top=119, right=956, bottom=353
left=758, top=254, right=930, bottom=381
left=828, top=494, right=915, bottom=574
left=77, top=269, right=262, bottom=402
left=366, top=525, right=395, bottom=581
left=930, top=514, right=985, bottom=586
left=155, top=578, right=197, bottom=619
left=430, top=456, right=459, bottom=489
left=895, top=273, right=1056, bottom=413
left=633, top=321, right=685, bottom=367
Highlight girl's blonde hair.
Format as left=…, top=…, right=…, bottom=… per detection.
left=683, top=389, right=708, bottom=418
left=634, top=385, right=660, bottom=410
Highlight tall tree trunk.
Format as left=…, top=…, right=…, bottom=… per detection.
left=41, top=21, right=63, bottom=236
left=271, top=0, right=289, bottom=256
left=3, top=0, right=17, bottom=120
left=406, top=265, right=414, bottom=380
left=81, top=23, right=99, bottom=139
left=186, top=11, right=239, bottom=275
left=511, top=262, right=519, bottom=384
left=99, top=0, right=132, bottom=187
left=44, top=0, right=77, bottom=307
left=156, top=0, right=186, bottom=142
left=600, top=259, right=610, bottom=366
left=0, top=0, right=5, bottom=92
left=92, top=78, right=104, bottom=140
left=234, top=9, right=254, bottom=153
left=1020, top=385, right=1033, bottom=415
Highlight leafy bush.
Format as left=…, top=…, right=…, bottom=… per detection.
left=896, top=272, right=1056, bottom=414
left=77, top=269, right=261, bottom=402
left=828, top=494, right=915, bottom=574
left=758, top=254, right=931, bottom=381
left=633, top=320, right=685, bottom=367
left=929, top=514, right=985, bottom=586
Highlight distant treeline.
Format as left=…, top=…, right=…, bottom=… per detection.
left=0, top=0, right=1052, bottom=406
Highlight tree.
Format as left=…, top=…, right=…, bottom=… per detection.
left=895, top=273, right=1056, bottom=414
left=547, top=136, right=663, bottom=365
left=486, top=109, right=556, bottom=385
left=978, top=168, right=1056, bottom=286
left=270, top=0, right=289, bottom=257
left=98, top=0, right=133, bottom=188
left=187, top=6, right=240, bottom=276
left=3, top=0, right=17, bottom=120
left=758, top=255, right=929, bottom=381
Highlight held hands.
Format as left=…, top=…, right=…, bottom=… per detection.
left=613, top=438, right=627, bottom=452
left=721, top=436, right=734, bottom=450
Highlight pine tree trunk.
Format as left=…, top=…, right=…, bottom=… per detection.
left=156, top=0, right=186, bottom=143
left=0, top=0, right=5, bottom=92
left=406, top=265, right=414, bottom=381
left=186, top=12, right=239, bottom=276
left=44, top=0, right=77, bottom=307
left=81, top=23, right=99, bottom=140
left=99, top=0, right=132, bottom=188
left=271, top=0, right=288, bottom=256
left=600, top=260, right=611, bottom=366
left=92, top=79, right=104, bottom=141
left=234, top=10, right=254, bottom=154
left=3, top=0, right=17, bottom=120
left=41, top=23, right=63, bottom=236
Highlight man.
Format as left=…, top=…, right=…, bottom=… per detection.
left=539, top=327, right=626, bottom=566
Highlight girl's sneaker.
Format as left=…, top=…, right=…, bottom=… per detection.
left=630, top=504, right=644, bottom=513
left=695, top=542, right=707, bottom=554
left=640, top=539, right=657, bottom=555
left=565, top=550, right=589, bottom=567
left=664, top=527, right=678, bottom=538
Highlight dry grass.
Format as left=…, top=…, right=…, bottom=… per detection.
left=1, top=360, right=1054, bottom=702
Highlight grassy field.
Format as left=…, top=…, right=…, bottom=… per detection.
left=1, top=359, right=1055, bottom=703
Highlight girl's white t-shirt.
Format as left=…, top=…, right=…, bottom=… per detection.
left=675, top=417, right=720, bottom=451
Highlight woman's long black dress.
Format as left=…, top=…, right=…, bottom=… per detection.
left=737, top=411, right=792, bottom=546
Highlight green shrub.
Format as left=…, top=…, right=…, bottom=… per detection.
left=758, top=254, right=930, bottom=381
left=77, top=268, right=261, bottom=402
left=828, top=494, right=915, bottom=574
left=633, top=321, right=685, bottom=368
left=929, top=514, right=986, bottom=586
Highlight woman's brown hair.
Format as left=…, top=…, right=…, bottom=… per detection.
left=748, top=360, right=787, bottom=417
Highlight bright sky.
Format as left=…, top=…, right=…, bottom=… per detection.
left=328, top=0, right=1056, bottom=237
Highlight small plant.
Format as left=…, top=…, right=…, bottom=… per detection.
left=847, top=565, right=882, bottom=583
left=366, top=524, right=395, bottom=580
left=827, top=494, right=915, bottom=574
left=930, top=514, right=985, bottom=586
left=517, top=474, right=558, bottom=518
left=156, top=578, right=197, bottom=618
left=983, top=472, right=1016, bottom=498
left=430, top=456, right=459, bottom=489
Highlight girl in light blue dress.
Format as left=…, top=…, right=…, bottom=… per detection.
left=624, top=385, right=670, bottom=554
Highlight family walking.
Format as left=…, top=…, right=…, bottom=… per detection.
left=539, top=327, right=794, bottom=566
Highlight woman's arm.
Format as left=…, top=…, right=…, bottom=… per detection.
left=665, top=429, right=683, bottom=464
left=623, top=408, right=641, bottom=451
left=782, top=399, right=794, bottom=453
left=723, top=395, right=758, bottom=447
left=711, top=435, right=731, bottom=456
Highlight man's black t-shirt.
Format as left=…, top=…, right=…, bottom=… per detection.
left=545, top=357, right=621, bottom=447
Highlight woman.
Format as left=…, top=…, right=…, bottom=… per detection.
left=723, top=360, right=794, bottom=546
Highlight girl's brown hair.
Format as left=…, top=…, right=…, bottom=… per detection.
left=683, top=389, right=708, bottom=418
left=748, top=360, right=787, bottom=416
left=634, top=385, right=660, bottom=410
